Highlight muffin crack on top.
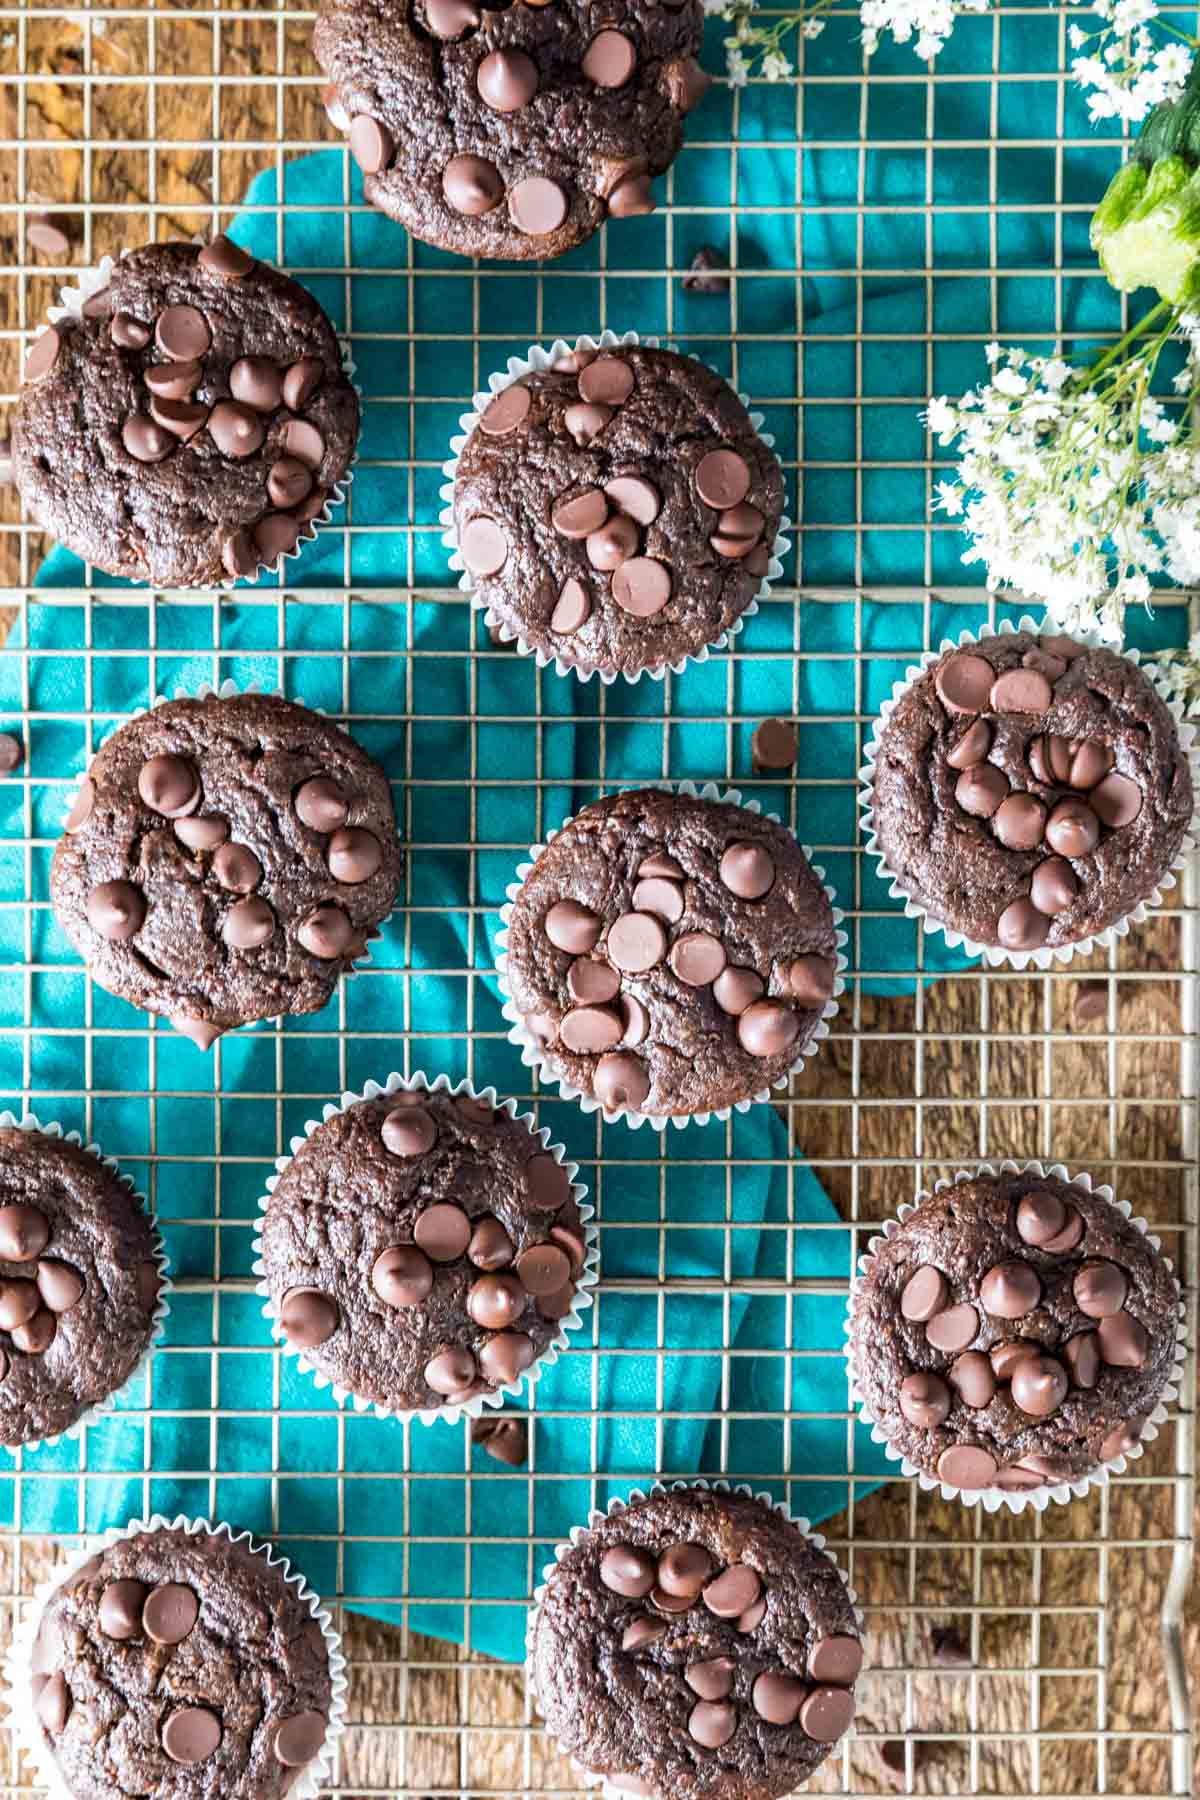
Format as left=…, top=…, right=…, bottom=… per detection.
left=503, top=787, right=840, bottom=1119
left=453, top=345, right=786, bottom=680
left=848, top=1171, right=1180, bottom=1493
left=529, top=1486, right=861, bottom=1800
left=12, top=239, right=359, bottom=588
left=867, top=629, right=1194, bottom=952
left=314, top=0, right=709, bottom=259
left=49, top=692, right=402, bottom=1045
left=29, top=1526, right=334, bottom=1798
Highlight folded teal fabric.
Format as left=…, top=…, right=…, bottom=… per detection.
left=21, top=130, right=1189, bottom=1663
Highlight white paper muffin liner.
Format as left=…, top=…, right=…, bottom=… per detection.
left=36, top=239, right=358, bottom=592
left=59, top=677, right=397, bottom=1047
left=251, top=1069, right=597, bottom=1428
left=857, top=613, right=1200, bottom=969
left=525, top=1478, right=864, bottom=1800
left=0, top=1110, right=171, bottom=1456
left=3, top=1513, right=347, bottom=1800
left=438, top=330, right=793, bottom=685
left=495, top=779, right=848, bottom=1131
left=844, top=1159, right=1188, bottom=1516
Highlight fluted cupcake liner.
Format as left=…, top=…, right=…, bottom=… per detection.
left=4, top=1513, right=347, bottom=1800
left=495, top=779, right=848, bottom=1131
left=857, top=614, right=1200, bottom=970
left=252, top=1069, right=597, bottom=1427
left=844, top=1160, right=1188, bottom=1516
left=525, top=1478, right=864, bottom=1800
left=0, top=1110, right=171, bottom=1455
left=59, top=677, right=397, bottom=1046
left=439, top=330, right=792, bottom=685
left=42, top=240, right=357, bottom=592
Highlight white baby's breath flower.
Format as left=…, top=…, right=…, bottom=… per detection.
left=802, top=16, right=826, bottom=35
left=726, top=44, right=750, bottom=83
left=924, top=395, right=959, bottom=438
left=984, top=340, right=1002, bottom=364
left=761, top=47, right=792, bottom=77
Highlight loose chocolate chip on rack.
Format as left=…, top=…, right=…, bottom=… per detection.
left=473, top=1416, right=529, bottom=1465
left=751, top=716, right=797, bottom=771
left=28, top=212, right=72, bottom=257
left=280, top=1286, right=338, bottom=1347
left=683, top=244, right=731, bottom=294
left=930, top=1626, right=971, bottom=1667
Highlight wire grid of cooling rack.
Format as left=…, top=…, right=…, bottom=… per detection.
left=0, top=0, right=1198, bottom=1795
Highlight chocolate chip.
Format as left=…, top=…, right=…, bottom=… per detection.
left=568, top=957, right=621, bottom=1003
left=328, top=826, right=382, bottom=884
left=608, top=910, right=667, bottom=973
left=281, top=418, right=325, bottom=468
left=631, top=877, right=684, bottom=925
left=997, top=898, right=1049, bottom=952
left=611, top=556, right=672, bottom=616
left=1044, top=797, right=1100, bottom=857
left=1068, top=740, right=1113, bottom=789
left=935, top=653, right=993, bottom=714
left=1029, top=733, right=1073, bottom=785
left=12, top=1307, right=56, bottom=1353
left=145, top=360, right=204, bottom=404
left=467, top=1272, right=526, bottom=1328
left=563, top=400, right=613, bottom=445
left=1030, top=856, right=1077, bottom=915
left=477, top=48, right=538, bottom=111
left=1073, top=979, right=1109, bottom=1025
left=293, top=775, right=348, bottom=832
left=682, top=244, right=731, bottom=294
left=122, top=414, right=173, bottom=463
left=280, top=1286, right=338, bottom=1347
left=424, top=1345, right=477, bottom=1395
left=799, top=1685, right=855, bottom=1742
left=138, top=753, right=198, bottom=818
left=23, top=326, right=61, bottom=384
left=478, top=1331, right=535, bottom=1384
left=980, top=1260, right=1041, bottom=1319
left=213, top=841, right=261, bottom=893
left=36, top=1671, right=71, bottom=1734
left=87, top=879, right=146, bottom=940
left=526, top=1152, right=570, bottom=1212
left=669, top=930, right=726, bottom=986
left=99, top=1578, right=149, bottom=1640
left=35, top=1260, right=84, bottom=1313
left=656, top=1541, right=712, bottom=1598
left=752, top=717, right=797, bottom=770
left=479, top=383, right=532, bottom=438
left=609, top=172, right=655, bottom=216
left=143, top=1582, right=199, bottom=1645
left=254, top=512, right=301, bottom=568
left=808, top=1634, right=863, bottom=1683
left=993, top=793, right=1046, bottom=851
left=0, top=1203, right=49, bottom=1263
left=515, top=1243, right=571, bottom=1296
left=1062, top=1331, right=1101, bottom=1387
left=460, top=516, right=508, bottom=576
left=1091, top=770, right=1143, bottom=827
left=0, top=733, right=27, bottom=776
left=349, top=114, right=394, bottom=173
left=472, top=1417, right=528, bottom=1465
left=720, top=840, right=774, bottom=899
left=584, top=28, right=636, bottom=86
left=0, top=1283, right=37, bottom=1336
left=990, top=668, right=1051, bottom=714
left=604, top=475, right=660, bottom=524
left=586, top=514, right=639, bottom=571
left=712, top=966, right=764, bottom=1015
left=1097, top=1311, right=1150, bottom=1367
left=199, top=235, right=255, bottom=278
left=222, top=896, right=275, bottom=949
left=545, top=899, right=601, bottom=954
left=150, top=397, right=211, bottom=441
left=112, top=313, right=150, bottom=350
left=600, top=1545, right=657, bottom=1599
left=695, top=448, right=751, bottom=510
left=688, top=1699, right=736, bottom=1747
left=930, top=1626, right=971, bottom=1668
left=560, top=1003, right=623, bottom=1052
left=297, top=904, right=355, bottom=959
left=789, top=954, right=836, bottom=1005
left=274, top=1710, right=328, bottom=1769
left=737, top=999, right=800, bottom=1058
left=925, top=1301, right=978, bottom=1353
left=1009, top=1353, right=1068, bottom=1416
left=372, top=1245, right=433, bottom=1307
left=900, top=1265, right=948, bottom=1322
left=28, top=212, right=72, bottom=256
left=162, top=1706, right=222, bottom=1764
left=935, top=1444, right=998, bottom=1489
left=444, top=155, right=503, bottom=216
left=703, top=1563, right=761, bottom=1618
left=208, top=400, right=265, bottom=459
left=579, top=358, right=636, bottom=407
left=949, top=1349, right=996, bottom=1408
left=1015, top=1188, right=1067, bottom=1246
left=593, top=1050, right=650, bottom=1111
left=423, top=0, right=480, bottom=36
left=752, top=1672, right=805, bottom=1724
left=551, top=578, right=591, bottom=634
left=156, top=304, right=211, bottom=361
left=281, top=357, right=323, bottom=413
left=411, top=1202, right=470, bottom=1263
left=508, top=175, right=568, bottom=236
left=222, top=530, right=259, bottom=579
left=1073, top=1260, right=1127, bottom=1318
left=955, top=764, right=1008, bottom=819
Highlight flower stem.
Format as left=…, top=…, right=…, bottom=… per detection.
left=1086, top=299, right=1174, bottom=387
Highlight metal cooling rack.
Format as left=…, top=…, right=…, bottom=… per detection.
left=0, top=0, right=1198, bottom=1795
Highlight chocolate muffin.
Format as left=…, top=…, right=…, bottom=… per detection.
left=49, top=691, right=402, bottom=1047
left=864, top=629, right=1195, bottom=954
left=256, top=1083, right=590, bottom=1413
left=500, top=788, right=841, bottom=1121
left=0, top=1125, right=163, bottom=1446
left=528, top=1485, right=861, bottom=1800
left=26, top=1523, right=336, bottom=1798
left=314, top=0, right=709, bottom=260
left=13, top=238, right=358, bottom=586
left=450, top=344, right=786, bottom=680
left=848, top=1170, right=1180, bottom=1494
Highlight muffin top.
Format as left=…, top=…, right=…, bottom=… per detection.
left=452, top=345, right=785, bottom=679
left=13, top=239, right=359, bottom=587
left=529, top=1485, right=861, bottom=1800
left=30, top=1526, right=334, bottom=1800
left=866, top=630, right=1194, bottom=952
left=49, top=692, right=402, bottom=1044
left=314, top=0, right=708, bottom=260
left=502, top=788, right=840, bottom=1119
left=0, top=1126, right=161, bottom=1447
left=848, top=1171, right=1180, bottom=1491
left=258, top=1086, right=588, bottom=1412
